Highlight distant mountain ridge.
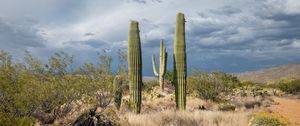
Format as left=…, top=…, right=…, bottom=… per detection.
left=236, top=64, right=300, bottom=83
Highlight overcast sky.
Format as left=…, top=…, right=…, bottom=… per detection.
left=0, top=0, right=300, bottom=75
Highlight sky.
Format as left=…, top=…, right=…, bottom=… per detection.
left=0, top=0, right=300, bottom=76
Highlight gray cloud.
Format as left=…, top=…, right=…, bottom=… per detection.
left=84, top=33, right=95, bottom=36
left=126, top=0, right=163, bottom=4
left=1, top=0, right=300, bottom=75
left=187, top=0, right=300, bottom=52
left=208, top=6, right=242, bottom=16
left=0, top=18, right=45, bottom=51
left=63, top=39, right=109, bottom=49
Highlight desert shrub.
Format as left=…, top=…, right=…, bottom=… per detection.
left=164, top=70, right=174, bottom=82
left=73, top=104, right=124, bottom=126
left=237, top=81, right=266, bottom=97
left=239, top=88, right=247, bottom=97
left=143, top=80, right=159, bottom=92
left=277, top=79, right=300, bottom=94
left=187, top=70, right=241, bottom=101
left=0, top=50, right=123, bottom=125
left=250, top=86, right=264, bottom=97
left=142, top=80, right=160, bottom=100
left=103, top=108, right=122, bottom=125
left=240, top=81, right=257, bottom=87
left=249, top=112, right=289, bottom=126
left=218, top=104, right=236, bottom=111
left=244, top=101, right=261, bottom=109
left=0, top=112, right=34, bottom=126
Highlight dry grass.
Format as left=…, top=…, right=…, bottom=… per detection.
left=120, top=94, right=252, bottom=126
left=230, top=96, right=275, bottom=111
left=125, top=110, right=252, bottom=126
left=50, top=82, right=277, bottom=126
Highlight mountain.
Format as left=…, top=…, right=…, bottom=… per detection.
left=236, top=64, right=300, bottom=83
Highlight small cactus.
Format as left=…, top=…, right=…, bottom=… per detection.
left=174, top=13, right=187, bottom=111
left=127, top=20, right=142, bottom=114
left=113, top=76, right=123, bottom=110
left=152, top=39, right=167, bottom=92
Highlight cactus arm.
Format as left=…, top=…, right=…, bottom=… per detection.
left=152, top=54, right=159, bottom=77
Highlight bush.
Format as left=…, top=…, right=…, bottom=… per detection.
left=249, top=112, right=289, bottom=126
left=187, top=70, right=240, bottom=101
left=164, top=70, right=174, bottom=82
left=277, top=80, right=300, bottom=94
left=218, top=104, right=236, bottom=111
left=236, top=81, right=266, bottom=97
left=142, top=80, right=160, bottom=100
left=143, top=80, right=159, bottom=92
left=0, top=112, right=34, bottom=126
left=0, top=50, right=124, bottom=125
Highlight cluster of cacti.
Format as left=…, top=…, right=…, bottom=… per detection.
left=127, top=21, right=142, bottom=114
left=174, top=13, right=187, bottom=111
left=126, top=13, right=187, bottom=113
left=152, top=39, right=167, bottom=92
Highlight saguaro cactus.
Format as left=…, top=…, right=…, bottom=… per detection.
left=128, top=20, right=142, bottom=114
left=174, top=13, right=187, bottom=111
left=152, top=40, right=167, bottom=92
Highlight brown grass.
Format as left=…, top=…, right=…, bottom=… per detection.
left=125, top=110, right=251, bottom=126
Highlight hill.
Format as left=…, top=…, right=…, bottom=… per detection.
left=236, top=64, right=300, bottom=83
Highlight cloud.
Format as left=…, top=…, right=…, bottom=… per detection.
left=63, top=39, right=109, bottom=49
left=186, top=0, right=300, bottom=55
left=84, top=33, right=95, bottom=36
left=208, top=6, right=242, bottom=16
left=125, top=0, right=163, bottom=4
left=0, top=0, right=300, bottom=75
left=158, top=0, right=300, bottom=73
left=0, top=18, right=45, bottom=51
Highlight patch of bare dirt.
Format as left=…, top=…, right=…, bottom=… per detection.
left=270, top=97, right=300, bottom=126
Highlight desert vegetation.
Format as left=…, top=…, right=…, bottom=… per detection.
left=1, top=12, right=300, bottom=126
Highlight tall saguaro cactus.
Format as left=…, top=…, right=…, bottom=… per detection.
left=128, top=21, right=142, bottom=114
left=152, top=40, right=167, bottom=92
left=174, top=13, right=187, bottom=111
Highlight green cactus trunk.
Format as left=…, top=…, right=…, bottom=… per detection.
left=152, top=40, right=167, bottom=92
left=174, top=13, right=187, bottom=111
left=128, top=21, right=142, bottom=114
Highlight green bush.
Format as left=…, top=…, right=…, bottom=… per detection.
left=0, top=50, right=125, bottom=125
left=187, top=70, right=240, bottom=101
left=0, top=112, right=35, bottom=126
left=164, top=70, right=174, bottom=82
left=277, top=80, right=300, bottom=94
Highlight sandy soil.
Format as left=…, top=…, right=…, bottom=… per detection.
left=270, top=97, right=300, bottom=126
